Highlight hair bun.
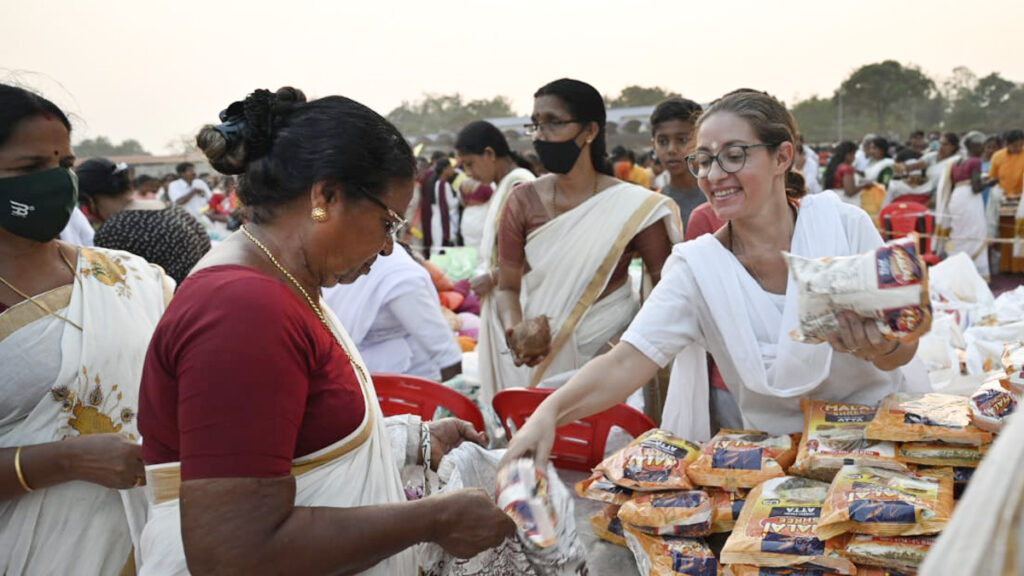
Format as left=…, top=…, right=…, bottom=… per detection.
left=195, top=87, right=306, bottom=175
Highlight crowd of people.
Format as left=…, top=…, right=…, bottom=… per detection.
left=1, top=77, right=1022, bottom=575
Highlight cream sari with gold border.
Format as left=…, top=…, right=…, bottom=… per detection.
left=0, top=247, right=172, bottom=576
left=138, top=305, right=417, bottom=576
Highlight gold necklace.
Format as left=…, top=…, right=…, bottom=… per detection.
left=0, top=244, right=83, bottom=331
left=239, top=225, right=368, bottom=384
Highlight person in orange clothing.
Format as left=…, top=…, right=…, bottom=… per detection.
left=989, top=129, right=1024, bottom=197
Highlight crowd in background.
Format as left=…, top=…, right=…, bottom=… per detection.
left=3, top=79, right=1024, bottom=575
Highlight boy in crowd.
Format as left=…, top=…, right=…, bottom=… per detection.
left=649, top=97, right=708, bottom=228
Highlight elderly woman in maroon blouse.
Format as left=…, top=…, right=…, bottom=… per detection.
left=137, top=87, right=512, bottom=575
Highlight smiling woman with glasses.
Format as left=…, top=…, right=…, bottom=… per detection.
left=136, top=87, right=514, bottom=574
left=481, top=78, right=682, bottom=400
left=502, top=88, right=930, bottom=475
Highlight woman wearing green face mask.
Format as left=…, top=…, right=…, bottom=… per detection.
left=0, top=84, right=174, bottom=575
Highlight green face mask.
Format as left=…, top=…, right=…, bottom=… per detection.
left=0, top=167, right=79, bottom=242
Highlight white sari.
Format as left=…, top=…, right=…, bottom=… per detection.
left=482, top=182, right=681, bottom=397
left=0, top=247, right=172, bottom=575
left=622, top=193, right=930, bottom=441
left=138, top=306, right=417, bottom=576
left=934, top=157, right=989, bottom=278
left=476, top=168, right=535, bottom=406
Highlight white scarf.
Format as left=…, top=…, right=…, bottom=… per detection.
left=662, top=193, right=929, bottom=440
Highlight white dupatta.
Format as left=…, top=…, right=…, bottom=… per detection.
left=138, top=304, right=415, bottom=576
left=0, top=247, right=172, bottom=576
left=662, top=193, right=929, bottom=440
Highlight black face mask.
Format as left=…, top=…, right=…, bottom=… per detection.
left=0, top=168, right=79, bottom=242
left=533, top=135, right=585, bottom=175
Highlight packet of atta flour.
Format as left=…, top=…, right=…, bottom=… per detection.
left=720, top=476, right=855, bottom=574
left=686, top=430, right=797, bottom=490
left=784, top=236, right=931, bottom=344
left=791, top=400, right=909, bottom=481
left=596, top=429, right=701, bottom=492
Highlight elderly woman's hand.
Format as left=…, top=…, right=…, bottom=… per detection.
left=427, top=418, right=488, bottom=470
left=825, top=310, right=902, bottom=363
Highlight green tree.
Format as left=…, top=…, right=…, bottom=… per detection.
left=386, top=93, right=517, bottom=137
left=607, top=85, right=681, bottom=108
left=75, top=136, right=151, bottom=157
left=837, top=61, right=937, bottom=133
left=791, top=96, right=838, bottom=143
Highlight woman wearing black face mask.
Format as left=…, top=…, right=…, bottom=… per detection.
left=483, top=78, right=680, bottom=397
left=0, top=84, right=174, bottom=574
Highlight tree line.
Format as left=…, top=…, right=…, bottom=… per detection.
left=384, top=61, right=1024, bottom=145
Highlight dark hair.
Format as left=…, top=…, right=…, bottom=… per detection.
left=1005, top=129, right=1024, bottom=144
left=454, top=121, right=533, bottom=171
left=942, top=132, right=960, bottom=149
left=870, top=136, right=890, bottom=158
left=196, top=87, right=415, bottom=223
left=697, top=88, right=805, bottom=198
left=175, top=162, right=193, bottom=176
left=0, top=84, right=72, bottom=149
left=985, top=134, right=1003, bottom=148
left=910, top=130, right=925, bottom=139
left=823, top=141, right=858, bottom=192
left=533, top=78, right=613, bottom=175
left=134, top=174, right=155, bottom=188
left=76, top=158, right=132, bottom=201
left=650, top=97, right=702, bottom=133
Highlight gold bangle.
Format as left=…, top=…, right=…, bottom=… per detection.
left=14, top=446, right=33, bottom=493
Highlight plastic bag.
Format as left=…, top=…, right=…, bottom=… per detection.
left=617, top=490, right=712, bottom=537
left=784, top=236, right=931, bottom=344
left=1002, top=341, right=1024, bottom=394
left=896, top=441, right=988, bottom=467
left=623, top=526, right=720, bottom=576
left=968, top=373, right=1018, bottom=433
left=831, top=533, right=934, bottom=574
left=685, top=430, right=797, bottom=490
left=816, top=465, right=953, bottom=540
left=864, top=393, right=993, bottom=446
left=589, top=504, right=627, bottom=547
left=428, top=247, right=478, bottom=282
left=720, top=476, right=855, bottom=574
left=791, top=400, right=909, bottom=481
left=574, top=472, right=634, bottom=505
left=596, top=429, right=702, bottom=492
left=707, top=488, right=747, bottom=534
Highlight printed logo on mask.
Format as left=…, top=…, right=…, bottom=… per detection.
left=10, top=200, right=34, bottom=218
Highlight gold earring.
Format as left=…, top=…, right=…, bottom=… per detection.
left=311, top=207, right=328, bottom=223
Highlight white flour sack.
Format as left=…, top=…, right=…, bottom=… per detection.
left=784, top=236, right=931, bottom=344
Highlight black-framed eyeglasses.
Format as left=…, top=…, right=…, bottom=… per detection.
left=523, top=119, right=580, bottom=136
left=685, top=143, right=778, bottom=178
left=357, top=189, right=407, bottom=238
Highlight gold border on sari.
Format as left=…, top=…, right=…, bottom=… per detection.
left=0, top=285, right=73, bottom=344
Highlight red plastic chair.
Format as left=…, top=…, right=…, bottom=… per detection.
left=371, top=373, right=486, bottom=433
left=492, top=388, right=657, bottom=472
left=880, top=200, right=941, bottom=266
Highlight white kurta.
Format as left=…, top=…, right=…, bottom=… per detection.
left=621, top=193, right=930, bottom=440
left=323, top=248, right=462, bottom=381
